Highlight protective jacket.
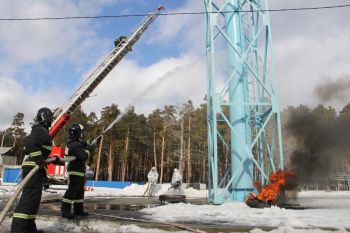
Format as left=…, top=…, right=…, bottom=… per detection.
left=66, top=139, right=89, bottom=175
left=171, top=169, right=183, bottom=188
left=11, top=123, right=52, bottom=233
left=22, top=124, right=52, bottom=168
left=61, top=138, right=90, bottom=217
left=147, top=169, right=159, bottom=184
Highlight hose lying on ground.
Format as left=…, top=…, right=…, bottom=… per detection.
left=0, top=157, right=56, bottom=225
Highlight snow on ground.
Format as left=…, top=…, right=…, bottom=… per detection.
left=140, top=199, right=350, bottom=229
left=0, top=185, right=15, bottom=202
left=35, top=183, right=207, bottom=199
left=1, top=183, right=350, bottom=232
left=1, top=218, right=190, bottom=233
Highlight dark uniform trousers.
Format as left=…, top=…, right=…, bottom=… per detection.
left=11, top=167, right=45, bottom=233
left=61, top=172, right=86, bottom=214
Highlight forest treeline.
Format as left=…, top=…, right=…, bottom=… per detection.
left=1, top=101, right=350, bottom=184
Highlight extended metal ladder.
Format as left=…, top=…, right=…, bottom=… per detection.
left=50, top=6, right=164, bottom=138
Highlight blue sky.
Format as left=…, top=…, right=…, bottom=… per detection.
left=0, top=0, right=350, bottom=131
left=2, top=1, right=188, bottom=94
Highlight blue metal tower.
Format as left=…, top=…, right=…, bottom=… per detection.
left=204, top=0, right=284, bottom=204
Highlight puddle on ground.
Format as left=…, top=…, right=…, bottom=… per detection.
left=84, top=203, right=159, bottom=211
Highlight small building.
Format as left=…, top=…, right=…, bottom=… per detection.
left=1, top=147, right=16, bottom=179
left=0, top=146, right=16, bottom=166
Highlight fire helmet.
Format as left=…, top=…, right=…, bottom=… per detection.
left=36, top=107, right=53, bottom=128
left=69, top=122, right=84, bottom=140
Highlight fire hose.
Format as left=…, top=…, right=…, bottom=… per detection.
left=90, top=105, right=133, bottom=144
left=0, top=105, right=133, bottom=224
left=0, top=157, right=56, bottom=225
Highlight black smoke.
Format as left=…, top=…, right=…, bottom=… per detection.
left=314, top=76, right=350, bottom=103
left=286, top=106, right=350, bottom=186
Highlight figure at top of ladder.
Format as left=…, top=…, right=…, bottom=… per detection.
left=49, top=6, right=165, bottom=139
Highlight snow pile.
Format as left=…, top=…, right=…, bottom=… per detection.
left=0, top=186, right=15, bottom=202
left=82, top=183, right=207, bottom=198
left=119, top=183, right=148, bottom=196
left=120, top=224, right=189, bottom=233
left=118, top=183, right=207, bottom=198
left=1, top=217, right=191, bottom=233
left=183, top=187, right=207, bottom=198
left=84, top=187, right=123, bottom=198
left=251, top=226, right=349, bottom=233
left=2, top=183, right=350, bottom=232
left=140, top=192, right=350, bottom=230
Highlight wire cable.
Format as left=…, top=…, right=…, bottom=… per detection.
left=0, top=4, right=349, bottom=21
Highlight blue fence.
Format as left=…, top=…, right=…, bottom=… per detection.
left=2, top=167, right=21, bottom=183
left=1, top=166, right=143, bottom=189
left=86, top=180, right=144, bottom=189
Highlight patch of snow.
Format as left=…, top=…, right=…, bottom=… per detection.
left=1, top=184, right=350, bottom=232
left=251, top=226, right=349, bottom=233
left=140, top=192, right=350, bottom=230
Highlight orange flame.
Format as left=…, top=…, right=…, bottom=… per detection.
left=257, top=170, right=294, bottom=205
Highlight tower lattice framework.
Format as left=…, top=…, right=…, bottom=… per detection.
left=204, top=0, right=284, bottom=204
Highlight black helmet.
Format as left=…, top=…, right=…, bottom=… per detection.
left=69, top=122, right=84, bottom=140
left=36, top=107, right=53, bottom=128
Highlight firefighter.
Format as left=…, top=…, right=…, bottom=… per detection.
left=11, top=107, right=55, bottom=233
left=114, top=36, right=127, bottom=48
left=146, top=167, right=159, bottom=196
left=61, top=123, right=94, bottom=219
left=170, top=168, right=183, bottom=195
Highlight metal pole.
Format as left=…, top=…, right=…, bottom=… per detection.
left=0, top=133, right=5, bottom=159
left=0, top=133, right=5, bottom=178
left=225, top=0, right=254, bottom=201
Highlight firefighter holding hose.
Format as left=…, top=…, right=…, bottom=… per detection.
left=11, top=107, right=58, bottom=233
left=61, top=123, right=95, bottom=219
left=170, top=168, right=183, bottom=195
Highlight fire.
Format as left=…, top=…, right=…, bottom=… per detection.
left=256, top=170, right=294, bottom=205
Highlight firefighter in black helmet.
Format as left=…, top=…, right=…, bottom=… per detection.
left=11, top=107, right=57, bottom=233
left=61, top=123, right=95, bottom=219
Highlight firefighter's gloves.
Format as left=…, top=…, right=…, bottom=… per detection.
left=84, top=141, right=95, bottom=152
left=90, top=136, right=102, bottom=147
left=37, top=159, right=46, bottom=169
left=52, top=156, right=60, bottom=163
left=171, top=181, right=181, bottom=188
left=52, top=156, right=64, bottom=165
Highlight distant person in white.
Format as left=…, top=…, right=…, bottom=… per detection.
left=146, top=167, right=159, bottom=196
left=170, top=168, right=183, bottom=195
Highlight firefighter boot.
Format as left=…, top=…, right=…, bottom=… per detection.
left=28, top=219, right=44, bottom=233
left=73, top=202, right=88, bottom=216
left=61, top=202, right=74, bottom=220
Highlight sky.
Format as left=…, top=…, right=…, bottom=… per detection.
left=0, top=0, right=350, bottom=131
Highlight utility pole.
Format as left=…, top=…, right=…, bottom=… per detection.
left=0, top=133, right=6, bottom=179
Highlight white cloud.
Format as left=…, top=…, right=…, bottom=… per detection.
left=0, top=0, right=115, bottom=76
left=147, top=0, right=204, bottom=54
left=270, top=0, right=350, bottom=110
left=0, top=0, right=116, bottom=130
left=150, top=0, right=350, bottom=113
left=1, top=0, right=350, bottom=131
left=0, top=77, right=64, bottom=131
left=81, top=55, right=207, bottom=116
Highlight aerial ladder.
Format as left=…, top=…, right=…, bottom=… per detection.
left=0, top=6, right=165, bottom=223
left=47, top=6, right=165, bottom=177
